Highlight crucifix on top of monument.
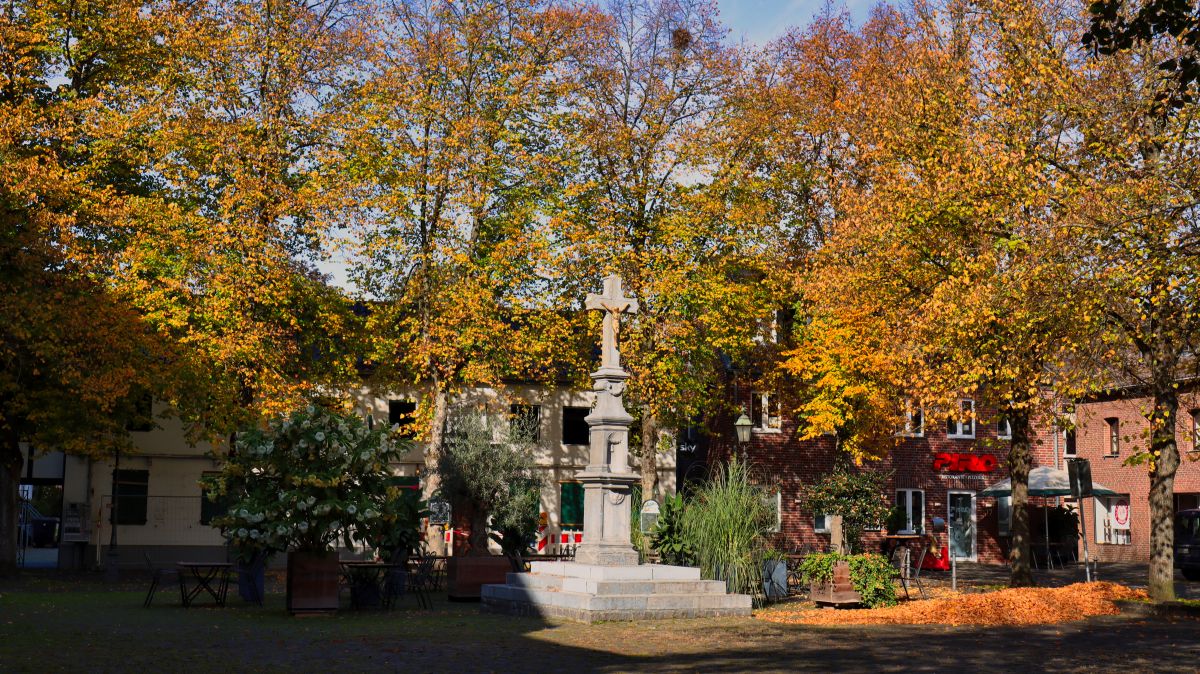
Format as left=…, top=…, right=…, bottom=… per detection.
left=585, top=275, right=639, bottom=371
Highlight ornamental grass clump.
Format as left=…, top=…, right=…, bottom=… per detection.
left=682, top=456, right=775, bottom=598
left=202, top=403, right=413, bottom=557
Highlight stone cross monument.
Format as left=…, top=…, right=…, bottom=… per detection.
left=480, top=274, right=752, bottom=621
left=575, top=275, right=642, bottom=566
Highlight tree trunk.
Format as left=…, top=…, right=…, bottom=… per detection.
left=0, top=430, right=23, bottom=577
left=1148, top=389, right=1180, bottom=601
left=1008, top=410, right=1035, bottom=587
left=640, top=412, right=658, bottom=502
left=466, top=503, right=491, bottom=557
left=424, top=385, right=449, bottom=484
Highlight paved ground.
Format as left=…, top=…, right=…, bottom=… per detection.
left=2, top=570, right=1198, bottom=673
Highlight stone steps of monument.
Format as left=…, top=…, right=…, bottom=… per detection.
left=525, top=561, right=703, bottom=581
left=503, top=572, right=729, bottom=597
left=481, top=584, right=752, bottom=612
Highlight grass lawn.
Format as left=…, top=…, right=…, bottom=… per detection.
left=3, top=572, right=1200, bottom=673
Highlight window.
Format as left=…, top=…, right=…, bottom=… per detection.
left=813, top=513, right=831, bottom=534
left=1060, top=404, right=1077, bottom=456
left=901, top=400, right=924, bottom=437
left=896, top=489, right=924, bottom=534
left=751, top=393, right=782, bottom=432
left=996, top=496, right=1012, bottom=536
left=1105, top=417, right=1120, bottom=457
left=561, top=406, right=590, bottom=445
left=388, top=400, right=417, bottom=438
left=946, top=399, right=975, bottom=439
left=560, top=481, right=584, bottom=529
left=1095, top=495, right=1131, bottom=545
left=765, top=491, right=782, bottom=533
left=509, top=404, right=541, bottom=442
left=113, top=470, right=148, bottom=526
left=997, top=416, right=1012, bottom=440
left=1191, top=410, right=1200, bottom=451
left=200, top=472, right=225, bottom=526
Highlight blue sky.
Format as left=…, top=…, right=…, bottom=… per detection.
left=716, top=0, right=874, bottom=45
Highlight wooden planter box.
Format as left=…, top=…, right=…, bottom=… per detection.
left=446, top=555, right=511, bottom=601
left=286, top=550, right=340, bottom=614
left=809, top=560, right=861, bottom=607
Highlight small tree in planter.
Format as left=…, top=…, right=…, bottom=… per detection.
left=801, top=464, right=892, bottom=553
left=437, top=411, right=542, bottom=598
left=203, top=404, right=410, bottom=613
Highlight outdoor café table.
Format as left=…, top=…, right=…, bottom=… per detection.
left=341, top=562, right=417, bottom=610
left=176, top=562, right=232, bottom=607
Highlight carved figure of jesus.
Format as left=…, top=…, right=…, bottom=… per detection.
left=585, top=275, right=639, bottom=369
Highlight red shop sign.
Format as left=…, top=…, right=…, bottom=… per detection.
left=932, top=452, right=998, bottom=473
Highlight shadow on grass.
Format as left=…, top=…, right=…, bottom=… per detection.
left=2, top=570, right=1199, bottom=673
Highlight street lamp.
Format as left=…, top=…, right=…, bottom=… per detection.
left=734, top=411, right=754, bottom=445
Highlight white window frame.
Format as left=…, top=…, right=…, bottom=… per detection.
left=997, top=416, right=1012, bottom=440
left=896, top=488, right=925, bottom=534
left=1095, top=495, right=1132, bottom=545
left=1105, top=417, right=1120, bottom=457
left=813, top=513, right=830, bottom=534
left=751, top=392, right=782, bottom=434
left=947, top=399, right=976, bottom=439
left=1191, top=410, right=1200, bottom=451
left=765, top=490, right=782, bottom=533
left=900, top=399, right=924, bottom=437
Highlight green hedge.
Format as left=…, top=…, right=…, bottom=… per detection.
left=797, top=552, right=899, bottom=608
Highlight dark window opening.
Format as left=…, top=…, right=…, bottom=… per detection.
left=388, top=400, right=417, bottom=437
left=114, top=469, right=148, bottom=526
left=509, top=404, right=541, bottom=442
left=562, top=406, right=590, bottom=445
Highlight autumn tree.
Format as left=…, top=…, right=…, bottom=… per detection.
left=1066, top=8, right=1200, bottom=600
left=116, top=0, right=369, bottom=430
left=558, top=0, right=783, bottom=500
left=343, top=0, right=593, bottom=477
left=0, top=0, right=195, bottom=574
left=784, top=0, right=1094, bottom=587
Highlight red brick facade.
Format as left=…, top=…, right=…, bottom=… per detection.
left=1072, top=395, right=1200, bottom=563
left=703, top=400, right=1068, bottom=565
left=701, top=390, right=1200, bottom=566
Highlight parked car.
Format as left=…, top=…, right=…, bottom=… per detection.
left=1175, top=509, right=1200, bottom=581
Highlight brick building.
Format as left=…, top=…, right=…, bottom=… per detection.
left=1071, top=392, right=1200, bottom=563
left=698, top=393, right=1070, bottom=565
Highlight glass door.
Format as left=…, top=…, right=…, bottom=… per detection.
left=948, top=491, right=977, bottom=561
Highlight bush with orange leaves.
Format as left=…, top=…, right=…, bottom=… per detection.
left=757, top=582, right=1148, bottom=626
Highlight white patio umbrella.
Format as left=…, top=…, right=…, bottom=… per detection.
left=980, top=466, right=1116, bottom=568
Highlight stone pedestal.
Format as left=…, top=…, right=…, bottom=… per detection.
left=573, top=364, right=640, bottom=567
left=481, top=561, right=752, bottom=623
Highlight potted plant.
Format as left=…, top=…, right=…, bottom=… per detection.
left=204, top=403, right=409, bottom=614
left=437, top=410, right=542, bottom=599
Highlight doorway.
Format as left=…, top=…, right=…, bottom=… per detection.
left=947, top=491, right=977, bottom=561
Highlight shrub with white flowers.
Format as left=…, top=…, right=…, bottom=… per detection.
left=202, top=403, right=414, bottom=556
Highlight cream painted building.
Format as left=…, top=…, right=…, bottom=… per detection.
left=31, top=383, right=676, bottom=570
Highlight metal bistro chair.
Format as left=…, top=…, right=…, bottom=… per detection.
left=893, top=543, right=930, bottom=601
left=143, top=553, right=180, bottom=608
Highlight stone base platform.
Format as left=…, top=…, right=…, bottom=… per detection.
left=480, top=561, right=752, bottom=623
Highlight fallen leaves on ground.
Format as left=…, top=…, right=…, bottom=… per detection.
left=756, top=582, right=1148, bottom=626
